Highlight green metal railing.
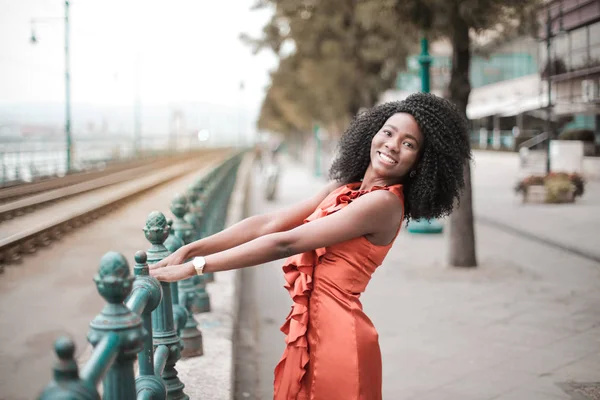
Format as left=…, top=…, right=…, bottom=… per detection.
left=38, top=153, right=243, bottom=399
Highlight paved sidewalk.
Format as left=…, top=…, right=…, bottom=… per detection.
left=252, top=154, right=600, bottom=400
left=471, top=150, right=600, bottom=262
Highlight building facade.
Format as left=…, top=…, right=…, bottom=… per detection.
left=382, top=1, right=600, bottom=153
left=539, top=0, right=600, bottom=136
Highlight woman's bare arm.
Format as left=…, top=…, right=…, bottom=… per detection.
left=150, top=190, right=403, bottom=282
left=178, top=180, right=342, bottom=259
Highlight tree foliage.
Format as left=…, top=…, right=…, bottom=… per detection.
left=393, top=0, right=541, bottom=268
left=245, top=0, right=417, bottom=136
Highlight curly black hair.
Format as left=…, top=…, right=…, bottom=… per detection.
left=329, top=92, right=471, bottom=221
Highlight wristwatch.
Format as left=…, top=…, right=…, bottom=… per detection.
left=192, top=256, right=206, bottom=275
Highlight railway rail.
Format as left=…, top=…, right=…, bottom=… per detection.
left=0, top=152, right=215, bottom=221
left=0, top=157, right=156, bottom=205
left=0, top=148, right=231, bottom=269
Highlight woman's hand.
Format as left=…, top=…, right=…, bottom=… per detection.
left=149, top=246, right=189, bottom=270
left=150, top=261, right=195, bottom=282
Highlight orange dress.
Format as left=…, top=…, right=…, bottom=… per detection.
left=273, top=183, right=404, bottom=400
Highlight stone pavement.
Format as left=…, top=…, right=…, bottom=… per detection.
left=251, top=151, right=600, bottom=400
left=471, top=150, right=600, bottom=262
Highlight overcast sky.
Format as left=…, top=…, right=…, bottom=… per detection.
left=0, top=0, right=277, bottom=134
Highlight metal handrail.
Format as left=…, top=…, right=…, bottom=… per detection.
left=518, top=131, right=549, bottom=150
left=37, top=152, right=245, bottom=399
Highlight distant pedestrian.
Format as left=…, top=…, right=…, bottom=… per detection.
left=150, top=92, right=471, bottom=400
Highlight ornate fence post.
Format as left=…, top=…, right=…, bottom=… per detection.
left=87, top=251, right=145, bottom=400
left=143, top=211, right=189, bottom=400
left=216, top=162, right=238, bottom=232
left=201, top=176, right=218, bottom=283
left=186, top=182, right=204, bottom=242
left=164, top=221, right=204, bottom=358
left=165, top=220, right=192, bottom=336
left=127, top=251, right=167, bottom=399
left=38, top=337, right=100, bottom=399
left=171, top=194, right=211, bottom=313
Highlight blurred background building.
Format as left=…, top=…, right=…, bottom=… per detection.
left=381, top=0, right=599, bottom=156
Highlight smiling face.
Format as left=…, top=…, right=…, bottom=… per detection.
left=369, top=112, right=423, bottom=184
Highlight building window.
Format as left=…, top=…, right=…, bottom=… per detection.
left=570, top=26, right=588, bottom=70
left=590, top=22, right=600, bottom=67
left=553, top=32, right=569, bottom=70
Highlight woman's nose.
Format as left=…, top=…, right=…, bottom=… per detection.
left=385, top=139, right=400, bottom=153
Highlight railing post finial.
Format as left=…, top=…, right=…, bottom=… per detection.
left=88, top=251, right=145, bottom=399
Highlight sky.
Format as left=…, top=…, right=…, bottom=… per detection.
left=0, top=0, right=278, bottom=138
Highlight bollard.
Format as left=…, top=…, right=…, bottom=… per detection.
left=38, top=337, right=101, bottom=399
left=87, top=251, right=146, bottom=400
left=165, top=220, right=194, bottom=333
left=185, top=182, right=204, bottom=242
left=200, top=173, right=221, bottom=283
left=143, top=211, right=189, bottom=400
left=164, top=223, right=204, bottom=358
left=216, top=162, right=238, bottom=231
left=183, top=186, right=214, bottom=311
left=171, top=194, right=211, bottom=313
left=127, top=251, right=167, bottom=400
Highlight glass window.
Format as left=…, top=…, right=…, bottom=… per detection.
left=590, top=43, right=600, bottom=67
left=571, top=48, right=588, bottom=70
left=570, top=27, right=587, bottom=52
left=553, top=33, right=569, bottom=70
left=590, top=22, right=600, bottom=45
left=539, top=42, right=548, bottom=74
left=590, top=22, right=600, bottom=66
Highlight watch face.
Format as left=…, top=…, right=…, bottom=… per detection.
left=193, top=257, right=205, bottom=275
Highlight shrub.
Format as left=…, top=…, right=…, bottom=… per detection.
left=514, top=172, right=585, bottom=198
left=545, top=174, right=575, bottom=203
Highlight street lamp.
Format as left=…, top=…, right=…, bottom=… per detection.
left=30, top=1, right=72, bottom=174
left=238, top=80, right=245, bottom=147
left=544, top=3, right=565, bottom=174
left=407, top=34, right=443, bottom=235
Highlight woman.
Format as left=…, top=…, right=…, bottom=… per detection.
left=150, top=92, right=471, bottom=400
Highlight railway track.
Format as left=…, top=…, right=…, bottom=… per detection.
left=0, top=157, right=157, bottom=205
left=0, top=152, right=214, bottom=222
left=0, top=148, right=232, bottom=269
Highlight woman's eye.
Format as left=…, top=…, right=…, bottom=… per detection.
left=383, top=130, right=392, bottom=137
left=403, top=142, right=414, bottom=148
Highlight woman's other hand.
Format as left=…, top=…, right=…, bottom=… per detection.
left=150, top=261, right=195, bottom=282
left=149, top=246, right=189, bottom=270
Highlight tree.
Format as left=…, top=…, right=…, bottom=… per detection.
left=397, top=0, right=540, bottom=267
left=244, top=0, right=417, bottom=138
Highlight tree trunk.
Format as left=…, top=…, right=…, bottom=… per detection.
left=447, top=7, right=477, bottom=268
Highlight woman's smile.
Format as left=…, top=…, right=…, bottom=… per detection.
left=376, top=151, right=398, bottom=165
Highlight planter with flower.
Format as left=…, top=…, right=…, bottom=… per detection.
left=514, top=172, right=585, bottom=203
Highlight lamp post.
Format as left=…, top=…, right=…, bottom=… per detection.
left=408, top=35, right=443, bottom=234
left=545, top=7, right=553, bottom=174
left=544, top=3, right=565, bottom=174
left=238, top=81, right=245, bottom=147
left=30, top=1, right=72, bottom=173
left=419, top=36, right=431, bottom=93
left=134, top=53, right=142, bottom=156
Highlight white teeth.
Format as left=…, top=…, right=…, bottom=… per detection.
left=378, top=152, right=397, bottom=164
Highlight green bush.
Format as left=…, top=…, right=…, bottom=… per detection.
left=558, top=129, right=596, bottom=142
left=514, top=172, right=585, bottom=198
left=545, top=174, right=575, bottom=203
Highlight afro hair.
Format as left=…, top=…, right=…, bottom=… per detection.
left=329, top=92, right=471, bottom=221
